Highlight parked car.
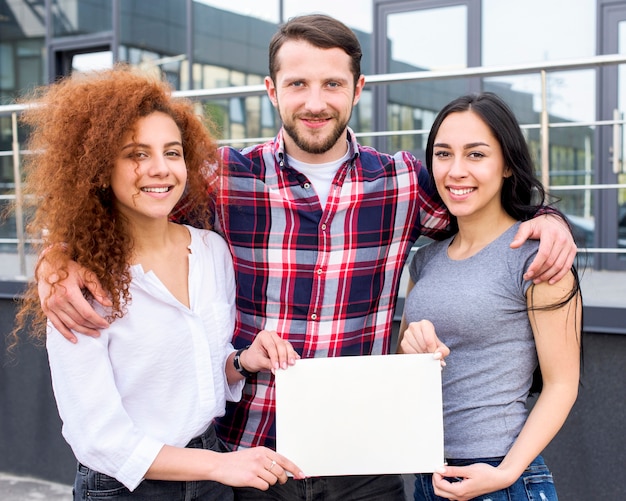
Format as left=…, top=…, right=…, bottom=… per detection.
left=565, top=214, right=595, bottom=249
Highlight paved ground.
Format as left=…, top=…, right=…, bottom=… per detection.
left=577, top=268, right=626, bottom=307
left=0, top=472, right=72, bottom=500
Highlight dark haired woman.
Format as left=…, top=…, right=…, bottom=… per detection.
left=398, top=92, right=581, bottom=501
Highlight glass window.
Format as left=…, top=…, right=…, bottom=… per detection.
left=483, top=0, right=596, bottom=122
left=284, top=0, right=373, bottom=32
left=16, top=39, right=44, bottom=96
left=203, top=65, right=230, bottom=88
left=0, top=44, right=16, bottom=96
left=229, top=98, right=245, bottom=124
left=71, top=51, right=113, bottom=72
left=387, top=6, right=467, bottom=71
left=52, top=0, right=112, bottom=37
left=482, top=0, right=595, bottom=64
left=196, top=0, right=280, bottom=23
left=196, top=0, right=375, bottom=32
left=230, top=70, right=246, bottom=87
left=119, top=1, right=186, bottom=56
left=244, top=96, right=262, bottom=138
left=1, top=0, right=46, bottom=41
left=261, top=96, right=275, bottom=130
left=16, top=40, right=40, bottom=58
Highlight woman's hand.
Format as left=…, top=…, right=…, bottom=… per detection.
left=212, top=447, right=305, bottom=489
left=146, top=444, right=305, bottom=489
left=432, top=463, right=515, bottom=501
left=399, top=320, right=450, bottom=366
left=242, top=330, right=300, bottom=374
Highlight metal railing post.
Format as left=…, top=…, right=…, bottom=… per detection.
left=12, top=112, right=27, bottom=278
left=540, top=70, right=550, bottom=190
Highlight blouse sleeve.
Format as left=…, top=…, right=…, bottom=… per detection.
left=46, top=325, right=163, bottom=491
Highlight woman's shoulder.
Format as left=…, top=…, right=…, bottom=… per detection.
left=414, top=237, right=452, bottom=259
left=409, top=238, right=451, bottom=277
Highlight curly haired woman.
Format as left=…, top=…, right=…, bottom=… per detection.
left=12, top=66, right=302, bottom=500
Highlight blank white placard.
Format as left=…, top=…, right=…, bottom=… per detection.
left=274, top=353, right=443, bottom=477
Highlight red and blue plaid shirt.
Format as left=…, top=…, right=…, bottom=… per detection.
left=206, top=128, right=451, bottom=450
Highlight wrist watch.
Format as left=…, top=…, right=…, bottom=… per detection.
left=233, top=345, right=258, bottom=378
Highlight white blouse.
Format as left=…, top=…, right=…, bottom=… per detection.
left=46, top=226, right=243, bottom=491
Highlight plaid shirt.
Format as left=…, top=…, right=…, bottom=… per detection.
left=209, top=128, right=451, bottom=450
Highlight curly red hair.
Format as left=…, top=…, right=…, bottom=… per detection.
left=13, top=65, right=219, bottom=346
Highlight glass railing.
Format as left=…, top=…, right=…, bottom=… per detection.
left=2, top=54, right=626, bottom=279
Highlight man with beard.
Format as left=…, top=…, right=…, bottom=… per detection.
left=39, top=14, right=576, bottom=501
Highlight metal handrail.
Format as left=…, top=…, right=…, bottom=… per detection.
left=2, top=53, right=626, bottom=278
left=3, top=54, right=626, bottom=115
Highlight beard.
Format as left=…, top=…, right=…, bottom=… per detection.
left=280, top=110, right=351, bottom=155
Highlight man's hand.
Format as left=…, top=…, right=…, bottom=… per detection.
left=511, top=214, right=577, bottom=284
left=38, top=259, right=110, bottom=342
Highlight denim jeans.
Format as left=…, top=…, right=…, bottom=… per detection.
left=413, top=455, right=557, bottom=501
left=234, top=473, right=406, bottom=501
left=73, top=424, right=234, bottom=500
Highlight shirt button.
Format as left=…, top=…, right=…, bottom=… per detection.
left=317, top=268, right=323, bottom=275
left=321, top=224, right=327, bottom=230
left=311, top=313, right=318, bottom=320
left=303, top=182, right=311, bottom=189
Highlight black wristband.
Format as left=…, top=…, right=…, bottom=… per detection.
left=233, top=345, right=258, bottom=378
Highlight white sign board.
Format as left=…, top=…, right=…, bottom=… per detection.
left=275, top=353, right=443, bottom=477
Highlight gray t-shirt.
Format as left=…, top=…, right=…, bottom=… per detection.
left=405, top=222, right=539, bottom=459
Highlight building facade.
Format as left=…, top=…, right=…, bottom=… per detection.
left=0, top=2, right=625, bottom=500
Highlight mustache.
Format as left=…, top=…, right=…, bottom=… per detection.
left=295, top=113, right=334, bottom=120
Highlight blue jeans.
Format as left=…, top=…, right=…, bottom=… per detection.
left=413, top=456, right=557, bottom=501
left=73, top=424, right=234, bottom=500
left=234, top=474, right=406, bottom=501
